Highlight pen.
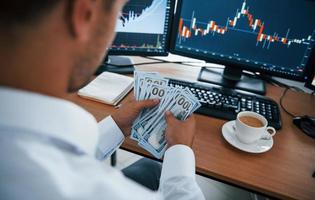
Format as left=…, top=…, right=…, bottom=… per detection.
left=114, top=104, right=122, bottom=109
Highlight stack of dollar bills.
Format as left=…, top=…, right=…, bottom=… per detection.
left=131, top=71, right=201, bottom=158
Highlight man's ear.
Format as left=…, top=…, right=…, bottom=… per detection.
left=67, top=0, right=96, bottom=42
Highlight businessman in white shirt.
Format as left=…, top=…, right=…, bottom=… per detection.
left=0, top=0, right=205, bottom=199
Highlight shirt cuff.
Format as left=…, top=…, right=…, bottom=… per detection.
left=95, top=116, right=125, bottom=160
left=160, top=145, right=196, bottom=182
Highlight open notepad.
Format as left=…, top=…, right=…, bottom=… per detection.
left=78, top=72, right=134, bottom=106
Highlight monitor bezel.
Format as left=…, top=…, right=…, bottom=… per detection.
left=305, top=62, right=315, bottom=91
left=169, top=0, right=315, bottom=82
left=108, top=0, right=176, bottom=56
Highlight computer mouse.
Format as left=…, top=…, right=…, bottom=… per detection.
left=293, top=116, right=315, bottom=139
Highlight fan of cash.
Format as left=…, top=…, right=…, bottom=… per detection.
left=131, top=71, right=201, bottom=158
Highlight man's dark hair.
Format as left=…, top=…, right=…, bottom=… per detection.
left=0, top=0, right=62, bottom=28
left=0, top=0, right=116, bottom=29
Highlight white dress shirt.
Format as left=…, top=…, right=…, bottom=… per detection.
left=0, top=87, right=205, bottom=200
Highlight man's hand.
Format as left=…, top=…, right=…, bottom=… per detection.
left=165, top=111, right=196, bottom=148
left=111, top=99, right=159, bottom=137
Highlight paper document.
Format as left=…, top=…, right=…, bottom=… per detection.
left=78, top=72, right=133, bottom=106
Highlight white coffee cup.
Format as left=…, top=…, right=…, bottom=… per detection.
left=234, top=111, right=276, bottom=144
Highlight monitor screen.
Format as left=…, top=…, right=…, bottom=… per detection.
left=109, top=0, right=174, bottom=56
left=170, top=0, right=315, bottom=81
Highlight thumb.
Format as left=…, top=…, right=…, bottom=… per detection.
left=165, top=111, right=176, bottom=122
left=185, top=114, right=196, bottom=123
left=136, top=99, right=159, bottom=109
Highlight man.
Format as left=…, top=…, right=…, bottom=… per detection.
left=0, top=0, right=205, bottom=199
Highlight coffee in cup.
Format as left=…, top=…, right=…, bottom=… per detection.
left=239, top=116, right=264, bottom=128
left=235, top=111, right=276, bottom=144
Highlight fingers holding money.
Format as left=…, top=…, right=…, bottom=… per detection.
left=165, top=111, right=196, bottom=148
left=111, top=99, right=160, bottom=137
left=134, top=99, right=160, bottom=110
left=131, top=71, right=200, bottom=158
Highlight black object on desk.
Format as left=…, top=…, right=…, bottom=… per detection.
left=198, top=67, right=266, bottom=95
left=96, top=56, right=135, bottom=75
left=293, top=116, right=315, bottom=139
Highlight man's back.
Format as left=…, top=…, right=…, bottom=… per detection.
left=0, top=87, right=159, bottom=200
left=0, top=130, right=159, bottom=200
left=0, top=87, right=204, bottom=200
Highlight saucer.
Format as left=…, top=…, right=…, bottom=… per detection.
left=222, top=120, right=273, bottom=153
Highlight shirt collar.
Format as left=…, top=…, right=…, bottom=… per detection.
left=0, top=86, right=99, bottom=156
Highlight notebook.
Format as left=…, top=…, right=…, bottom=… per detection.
left=78, top=72, right=134, bottom=106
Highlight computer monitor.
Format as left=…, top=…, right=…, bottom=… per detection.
left=97, top=0, right=175, bottom=74
left=170, top=0, right=315, bottom=94
left=305, top=66, right=315, bottom=91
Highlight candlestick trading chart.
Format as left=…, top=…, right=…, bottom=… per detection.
left=174, top=0, right=315, bottom=78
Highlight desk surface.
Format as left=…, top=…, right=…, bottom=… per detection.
left=67, top=57, right=315, bottom=200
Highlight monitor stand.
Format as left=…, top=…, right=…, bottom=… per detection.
left=95, top=56, right=135, bottom=75
left=198, top=66, right=266, bottom=95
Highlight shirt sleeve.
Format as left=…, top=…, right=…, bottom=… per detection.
left=159, top=145, right=205, bottom=200
left=95, top=116, right=125, bottom=160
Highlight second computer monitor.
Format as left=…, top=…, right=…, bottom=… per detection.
left=109, top=0, right=174, bottom=56
left=170, top=0, right=315, bottom=89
